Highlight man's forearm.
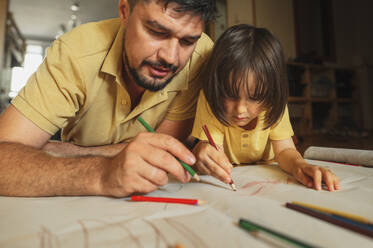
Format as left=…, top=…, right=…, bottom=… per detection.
left=0, top=142, right=109, bottom=196
left=42, top=141, right=127, bottom=157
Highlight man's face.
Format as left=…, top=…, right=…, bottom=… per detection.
left=122, top=1, right=204, bottom=91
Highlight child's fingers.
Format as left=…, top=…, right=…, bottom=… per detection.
left=334, top=175, right=341, bottom=190
left=204, top=155, right=232, bottom=183
left=210, top=148, right=233, bottom=173
left=195, top=160, right=211, bottom=175
left=293, top=167, right=313, bottom=188
left=320, top=168, right=336, bottom=191
left=195, top=142, right=232, bottom=174
left=303, top=166, right=322, bottom=190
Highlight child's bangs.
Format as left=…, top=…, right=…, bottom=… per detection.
left=221, top=68, right=245, bottom=99
left=221, top=65, right=271, bottom=106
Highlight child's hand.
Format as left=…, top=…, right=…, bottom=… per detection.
left=192, top=141, right=233, bottom=184
left=292, top=162, right=340, bottom=191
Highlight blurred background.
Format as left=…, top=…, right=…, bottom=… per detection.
left=0, top=0, right=372, bottom=152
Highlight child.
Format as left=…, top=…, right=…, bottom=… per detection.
left=191, top=24, right=340, bottom=191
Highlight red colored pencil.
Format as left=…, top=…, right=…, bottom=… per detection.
left=131, top=195, right=205, bottom=205
left=202, top=124, right=218, bottom=150
left=202, top=124, right=237, bottom=191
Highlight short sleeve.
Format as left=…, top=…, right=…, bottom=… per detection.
left=191, top=90, right=224, bottom=145
left=164, top=33, right=213, bottom=121
left=11, top=39, right=86, bottom=135
left=269, top=105, right=294, bottom=141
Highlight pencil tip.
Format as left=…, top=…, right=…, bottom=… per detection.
left=230, top=182, right=237, bottom=191
left=193, top=173, right=200, bottom=181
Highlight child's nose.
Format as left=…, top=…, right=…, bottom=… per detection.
left=236, top=101, right=248, bottom=114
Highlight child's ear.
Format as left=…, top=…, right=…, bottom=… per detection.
left=118, top=0, right=131, bottom=26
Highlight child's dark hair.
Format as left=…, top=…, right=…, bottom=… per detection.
left=202, top=24, right=288, bottom=129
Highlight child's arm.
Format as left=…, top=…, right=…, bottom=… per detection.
left=192, top=141, right=233, bottom=184
left=273, top=138, right=340, bottom=191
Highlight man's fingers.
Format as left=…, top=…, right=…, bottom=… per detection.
left=135, top=176, right=159, bottom=194
left=136, top=132, right=196, bottom=165
left=140, top=147, right=189, bottom=183
left=128, top=133, right=192, bottom=183
left=140, top=165, right=169, bottom=186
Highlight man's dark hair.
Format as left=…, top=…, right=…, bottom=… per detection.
left=128, top=0, right=217, bottom=24
left=202, top=24, right=289, bottom=129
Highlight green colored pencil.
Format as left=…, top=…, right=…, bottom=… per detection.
left=239, top=218, right=318, bottom=248
left=137, top=117, right=199, bottom=181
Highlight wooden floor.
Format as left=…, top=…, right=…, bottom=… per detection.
left=295, top=133, right=373, bottom=155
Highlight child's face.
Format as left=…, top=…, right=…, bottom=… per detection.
left=223, top=74, right=263, bottom=128
left=223, top=97, right=263, bottom=128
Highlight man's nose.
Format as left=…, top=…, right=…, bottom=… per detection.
left=158, top=39, right=179, bottom=67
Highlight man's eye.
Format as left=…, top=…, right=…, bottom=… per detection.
left=149, top=29, right=166, bottom=36
left=180, top=39, right=194, bottom=46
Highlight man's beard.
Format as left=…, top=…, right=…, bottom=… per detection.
left=124, top=53, right=179, bottom=92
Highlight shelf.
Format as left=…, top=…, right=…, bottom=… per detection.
left=310, top=97, right=333, bottom=102
left=287, top=62, right=361, bottom=136
left=337, top=98, right=355, bottom=103
left=289, top=97, right=356, bottom=104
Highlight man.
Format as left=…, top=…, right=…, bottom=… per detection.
left=0, top=0, right=216, bottom=197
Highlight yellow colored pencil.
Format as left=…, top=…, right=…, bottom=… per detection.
left=292, top=201, right=373, bottom=225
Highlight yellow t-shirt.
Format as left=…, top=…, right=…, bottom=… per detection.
left=191, top=91, right=294, bottom=164
left=11, top=19, right=213, bottom=146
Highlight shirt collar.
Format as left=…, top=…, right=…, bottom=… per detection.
left=101, top=24, right=124, bottom=78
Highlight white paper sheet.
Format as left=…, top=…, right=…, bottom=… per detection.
left=1, top=161, right=372, bottom=248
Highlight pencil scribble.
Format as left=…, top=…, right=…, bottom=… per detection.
left=143, top=219, right=172, bottom=248
left=165, top=218, right=209, bottom=248
left=241, top=179, right=281, bottom=189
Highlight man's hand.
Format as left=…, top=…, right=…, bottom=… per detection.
left=100, top=132, right=196, bottom=197
left=192, top=141, right=233, bottom=184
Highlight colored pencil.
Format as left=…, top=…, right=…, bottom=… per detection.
left=131, top=195, right=205, bottom=205
left=286, top=203, right=373, bottom=238
left=292, top=201, right=373, bottom=225
left=239, top=218, right=317, bottom=248
left=202, top=124, right=237, bottom=191
left=137, top=117, right=199, bottom=181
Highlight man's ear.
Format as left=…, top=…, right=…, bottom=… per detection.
left=118, top=0, right=131, bottom=26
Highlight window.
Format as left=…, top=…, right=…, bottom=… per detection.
left=9, top=45, right=43, bottom=98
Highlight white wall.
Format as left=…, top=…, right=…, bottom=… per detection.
left=255, top=0, right=296, bottom=60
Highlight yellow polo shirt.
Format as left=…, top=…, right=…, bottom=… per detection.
left=12, top=19, right=213, bottom=146
left=191, top=91, right=294, bottom=164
